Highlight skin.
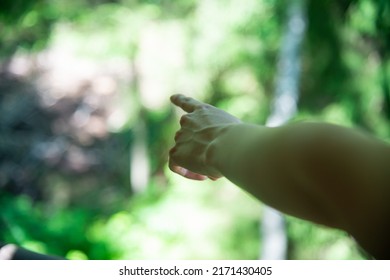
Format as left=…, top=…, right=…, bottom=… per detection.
left=168, top=94, right=390, bottom=259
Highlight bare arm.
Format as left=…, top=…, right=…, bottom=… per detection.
left=168, top=94, right=390, bottom=259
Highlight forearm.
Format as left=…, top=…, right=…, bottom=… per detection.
left=208, top=122, right=390, bottom=231
left=207, top=123, right=333, bottom=226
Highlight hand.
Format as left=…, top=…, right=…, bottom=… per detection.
left=169, top=94, right=241, bottom=180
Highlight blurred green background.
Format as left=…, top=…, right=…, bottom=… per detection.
left=0, top=0, right=389, bottom=260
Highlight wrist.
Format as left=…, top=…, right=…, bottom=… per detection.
left=205, top=123, right=254, bottom=175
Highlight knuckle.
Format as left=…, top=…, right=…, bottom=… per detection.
left=197, top=104, right=211, bottom=111
left=169, top=147, right=177, bottom=156
left=174, top=131, right=181, bottom=141
left=183, top=97, right=192, bottom=103
left=179, top=114, right=190, bottom=125
left=168, top=162, right=175, bottom=172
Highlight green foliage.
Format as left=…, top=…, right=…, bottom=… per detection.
left=86, top=178, right=261, bottom=259
left=286, top=217, right=365, bottom=259
left=0, top=193, right=97, bottom=257
left=0, top=180, right=261, bottom=260
left=300, top=0, right=390, bottom=138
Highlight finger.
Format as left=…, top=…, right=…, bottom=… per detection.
left=208, top=176, right=220, bottom=181
left=169, top=162, right=207, bottom=181
left=181, top=168, right=208, bottom=181
left=168, top=151, right=207, bottom=181
left=174, top=130, right=181, bottom=141
left=170, top=94, right=206, bottom=113
left=179, top=114, right=190, bottom=126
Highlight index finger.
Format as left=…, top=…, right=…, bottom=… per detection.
left=170, top=94, right=205, bottom=113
